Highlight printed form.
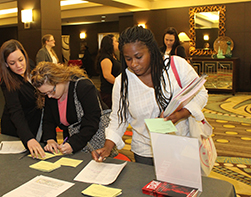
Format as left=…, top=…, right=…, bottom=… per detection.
left=74, top=160, right=127, bottom=185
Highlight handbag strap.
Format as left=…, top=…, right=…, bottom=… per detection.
left=170, top=56, right=182, bottom=89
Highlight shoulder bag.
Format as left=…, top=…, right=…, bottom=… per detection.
left=170, top=56, right=217, bottom=176
left=68, top=77, right=118, bottom=157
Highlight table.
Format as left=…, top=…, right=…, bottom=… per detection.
left=0, top=134, right=236, bottom=196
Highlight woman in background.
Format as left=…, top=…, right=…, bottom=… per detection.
left=0, top=39, right=45, bottom=158
left=36, top=34, right=59, bottom=65
left=31, top=62, right=101, bottom=154
left=160, top=27, right=186, bottom=59
left=96, top=34, right=121, bottom=108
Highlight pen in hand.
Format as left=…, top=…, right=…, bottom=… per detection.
left=87, top=142, right=103, bottom=161
left=62, top=137, right=68, bottom=145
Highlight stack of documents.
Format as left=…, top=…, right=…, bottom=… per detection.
left=0, top=141, right=26, bottom=154
left=28, top=151, right=63, bottom=160
left=3, top=175, right=74, bottom=197
left=82, top=184, right=122, bottom=197
left=29, top=161, right=61, bottom=172
left=74, top=160, right=127, bottom=185
left=163, top=74, right=207, bottom=117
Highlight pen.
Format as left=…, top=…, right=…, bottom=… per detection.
left=0, top=142, right=2, bottom=150
left=62, top=137, right=68, bottom=144
left=18, top=151, right=29, bottom=160
left=87, top=142, right=101, bottom=160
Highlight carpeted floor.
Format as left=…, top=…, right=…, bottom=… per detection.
left=118, top=93, right=251, bottom=197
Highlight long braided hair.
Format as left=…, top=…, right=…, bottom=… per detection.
left=118, top=26, right=172, bottom=124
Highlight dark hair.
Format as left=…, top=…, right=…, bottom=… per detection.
left=118, top=26, right=172, bottom=124
left=160, top=27, right=181, bottom=54
left=95, top=34, right=116, bottom=73
left=0, top=39, right=30, bottom=91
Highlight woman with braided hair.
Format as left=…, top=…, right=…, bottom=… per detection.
left=92, top=26, right=208, bottom=165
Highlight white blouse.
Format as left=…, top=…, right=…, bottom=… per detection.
left=105, top=56, right=208, bottom=157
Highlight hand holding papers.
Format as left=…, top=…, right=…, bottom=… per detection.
left=163, top=74, right=207, bottom=117
left=74, top=160, right=127, bottom=185
left=145, top=119, right=177, bottom=134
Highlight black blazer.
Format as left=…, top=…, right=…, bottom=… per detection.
left=42, top=78, right=101, bottom=153
left=0, top=74, right=42, bottom=148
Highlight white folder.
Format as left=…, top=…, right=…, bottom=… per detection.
left=150, top=132, right=202, bottom=192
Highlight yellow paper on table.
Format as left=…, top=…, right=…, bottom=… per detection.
left=82, top=184, right=122, bottom=197
left=28, top=151, right=63, bottom=160
left=29, top=161, right=61, bottom=172
left=53, top=150, right=63, bottom=156
left=54, top=157, right=83, bottom=167
left=28, top=152, right=57, bottom=160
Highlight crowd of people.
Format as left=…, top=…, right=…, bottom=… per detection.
left=0, top=26, right=208, bottom=166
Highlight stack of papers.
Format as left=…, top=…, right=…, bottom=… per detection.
left=144, top=119, right=177, bottom=134
left=3, top=175, right=74, bottom=197
left=0, top=141, right=26, bottom=154
left=74, top=160, right=127, bottom=185
left=82, top=184, right=122, bottom=197
left=28, top=151, right=63, bottom=160
left=54, top=157, right=83, bottom=167
left=29, top=158, right=83, bottom=172
left=29, top=161, right=61, bottom=172
left=163, top=74, right=207, bottom=117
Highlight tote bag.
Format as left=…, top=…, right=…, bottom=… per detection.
left=170, top=56, right=217, bottom=176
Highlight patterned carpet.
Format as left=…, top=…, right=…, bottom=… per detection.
left=119, top=93, right=251, bottom=197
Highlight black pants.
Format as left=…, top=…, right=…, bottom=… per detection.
left=134, top=153, right=154, bottom=166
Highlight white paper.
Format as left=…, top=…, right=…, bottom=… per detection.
left=0, top=141, right=26, bottom=154
left=3, top=175, right=74, bottom=197
left=74, top=160, right=127, bottom=185
left=163, top=74, right=207, bottom=117
left=150, top=132, right=202, bottom=191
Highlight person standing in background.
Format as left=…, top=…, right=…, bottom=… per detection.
left=96, top=34, right=121, bottom=108
left=36, top=34, right=59, bottom=65
left=160, top=27, right=186, bottom=59
left=0, top=39, right=45, bottom=158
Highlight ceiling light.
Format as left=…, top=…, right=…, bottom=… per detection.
left=0, top=8, right=17, bottom=15
left=60, top=0, right=88, bottom=6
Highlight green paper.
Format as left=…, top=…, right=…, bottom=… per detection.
left=145, top=118, right=177, bottom=134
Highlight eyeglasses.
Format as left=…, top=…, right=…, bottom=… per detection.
left=40, top=85, right=56, bottom=96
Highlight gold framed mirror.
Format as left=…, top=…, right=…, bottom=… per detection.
left=189, top=5, right=226, bottom=56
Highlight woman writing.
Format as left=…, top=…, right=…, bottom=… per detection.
left=31, top=62, right=101, bottom=154
left=160, top=27, right=186, bottom=59
left=0, top=39, right=45, bottom=158
left=36, top=34, right=59, bottom=65
left=96, top=34, right=121, bottom=108
left=92, top=26, right=208, bottom=165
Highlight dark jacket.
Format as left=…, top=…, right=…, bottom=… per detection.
left=42, top=78, right=101, bottom=153
left=0, top=74, right=42, bottom=148
left=36, top=47, right=52, bottom=65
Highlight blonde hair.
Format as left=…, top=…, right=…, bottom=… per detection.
left=41, top=34, right=59, bottom=63
left=31, top=61, right=88, bottom=108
